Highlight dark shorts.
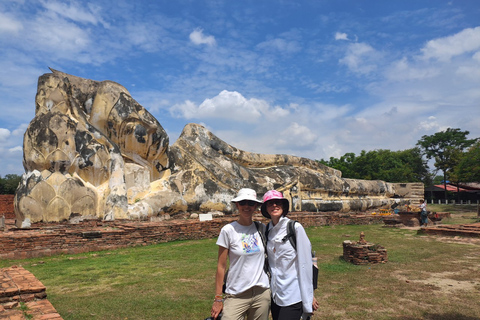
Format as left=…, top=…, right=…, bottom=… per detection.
left=271, top=301, right=303, bottom=320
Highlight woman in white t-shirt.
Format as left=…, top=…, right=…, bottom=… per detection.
left=210, top=188, right=271, bottom=320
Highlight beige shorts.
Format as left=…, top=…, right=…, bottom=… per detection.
left=222, top=286, right=271, bottom=320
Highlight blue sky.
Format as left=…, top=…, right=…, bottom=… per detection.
left=1, top=0, right=479, bottom=177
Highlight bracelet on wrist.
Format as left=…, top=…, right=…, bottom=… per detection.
left=214, top=298, right=223, bottom=302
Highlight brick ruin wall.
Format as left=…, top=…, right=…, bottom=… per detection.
left=0, top=212, right=384, bottom=260
left=0, top=195, right=14, bottom=219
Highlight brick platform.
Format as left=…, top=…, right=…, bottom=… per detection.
left=422, top=222, right=480, bottom=237
left=0, top=266, right=62, bottom=319
left=383, top=211, right=451, bottom=227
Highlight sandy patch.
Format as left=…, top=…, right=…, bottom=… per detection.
left=393, top=270, right=480, bottom=293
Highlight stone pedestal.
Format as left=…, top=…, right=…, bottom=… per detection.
left=343, top=233, right=388, bottom=265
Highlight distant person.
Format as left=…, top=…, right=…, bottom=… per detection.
left=211, top=188, right=270, bottom=320
left=419, top=199, right=428, bottom=227
left=261, top=190, right=319, bottom=320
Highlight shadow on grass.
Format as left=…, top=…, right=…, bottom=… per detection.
left=397, top=312, right=480, bottom=320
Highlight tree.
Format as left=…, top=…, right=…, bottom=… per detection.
left=454, top=141, right=480, bottom=183
left=433, top=175, right=444, bottom=184
left=0, top=174, right=22, bottom=194
left=319, top=153, right=357, bottom=178
left=416, top=128, right=477, bottom=200
left=395, top=148, right=431, bottom=184
left=319, top=148, right=429, bottom=183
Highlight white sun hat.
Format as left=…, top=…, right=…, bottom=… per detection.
left=231, top=188, right=263, bottom=204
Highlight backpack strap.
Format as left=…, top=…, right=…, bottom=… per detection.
left=254, top=221, right=266, bottom=248
left=254, top=221, right=271, bottom=280
left=281, top=220, right=297, bottom=250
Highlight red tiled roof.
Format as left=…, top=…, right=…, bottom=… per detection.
left=434, top=184, right=469, bottom=192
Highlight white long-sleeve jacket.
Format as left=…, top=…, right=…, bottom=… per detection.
left=266, top=216, right=314, bottom=314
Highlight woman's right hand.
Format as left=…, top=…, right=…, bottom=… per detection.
left=211, top=300, right=223, bottom=319
left=213, top=247, right=228, bottom=319
left=312, top=297, right=319, bottom=311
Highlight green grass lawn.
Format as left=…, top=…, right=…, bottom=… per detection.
left=1, top=205, right=479, bottom=319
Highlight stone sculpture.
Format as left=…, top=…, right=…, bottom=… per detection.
left=14, top=69, right=422, bottom=227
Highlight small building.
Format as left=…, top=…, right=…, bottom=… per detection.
left=425, top=182, right=480, bottom=203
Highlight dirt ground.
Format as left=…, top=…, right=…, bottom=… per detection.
left=393, top=270, right=480, bottom=293
left=394, top=225, right=480, bottom=294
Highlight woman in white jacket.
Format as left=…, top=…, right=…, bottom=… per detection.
left=261, top=190, right=318, bottom=320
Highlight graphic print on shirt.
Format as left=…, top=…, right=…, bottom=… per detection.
left=241, top=233, right=260, bottom=254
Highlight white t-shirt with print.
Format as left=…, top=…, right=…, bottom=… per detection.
left=216, top=221, right=270, bottom=295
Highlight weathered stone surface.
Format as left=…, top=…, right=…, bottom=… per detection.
left=160, top=122, right=416, bottom=214
left=15, top=69, right=169, bottom=226
left=14, top=70, right=422, bottom=225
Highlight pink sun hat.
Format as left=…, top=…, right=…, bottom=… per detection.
left=261, top=190, right=289, bottom=218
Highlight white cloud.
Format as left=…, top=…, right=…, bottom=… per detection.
left=170, top=90, right=287, bottom=123
left=135, top=91, right=171, bottom=114
left=170, top=100, right=197, bottom=119
left=0, top=1, right=159, bottom=65
left=419, top=116, right=439, bottom=131
left=256, top=29, right=302, bottom=55
left=0, top=144, right=24, bottom=176
left=374, top=28, right=480, bottom=111
left=421, top=26, right=480, bottom=61
left=335, top=32, right=348, bottom=41
left=189, top=28, right=216, bottom=46
left=28, top=13, right=91, bottom=53
left=12, top=123, right=28, bottom=136
left=456, top=64, right=480, bottom=80
left=305, top=102, right=352, bottom=121
left=124, top=22, right=165, bottom=52
left=385, top=57, right=440, bottom=81
left=278, top=122, right=317, bottom=148
left=39, top=0, right=107, bottom=27
left=256, top=38, right=300, bottom=54
left=339, top=42, right=380, bottom=74
left=0, top=11, right=23, bottom=33
left=308, top=81, right=349, bottom=94
left=473, top=51, right=480, bottom=62
left=0, top=128, right=11, bottom=142
left=8, top=146, right=22, bottom=153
